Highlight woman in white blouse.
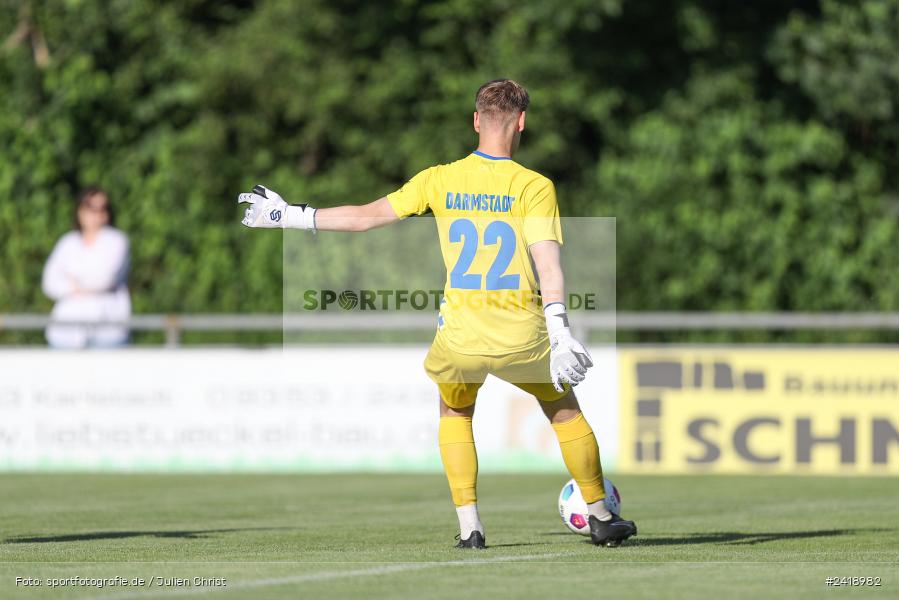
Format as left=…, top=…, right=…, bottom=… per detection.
left=42, top=186, right=131, bottom=348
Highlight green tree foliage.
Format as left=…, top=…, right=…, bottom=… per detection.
left=1, top=0, right=897, bottom=319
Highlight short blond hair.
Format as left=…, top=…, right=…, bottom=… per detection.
left=475, top=79, right=530, bottom=119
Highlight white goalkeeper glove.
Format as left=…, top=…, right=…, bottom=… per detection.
left=238, top=184, right=316, bottom=230
left=545, top=302, right=593, bottom=392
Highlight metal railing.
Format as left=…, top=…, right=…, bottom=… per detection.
left=3, top=312, right=899, bottom=347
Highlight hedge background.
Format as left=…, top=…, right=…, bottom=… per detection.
left=2, top=0, right=897, bottom=340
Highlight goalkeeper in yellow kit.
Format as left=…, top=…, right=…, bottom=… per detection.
left=239, top=79, right=637, bottom=548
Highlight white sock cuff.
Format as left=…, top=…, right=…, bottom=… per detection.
left=587, top=499, right=612, bottom=521
left=456, top=503, right=484, bottom=538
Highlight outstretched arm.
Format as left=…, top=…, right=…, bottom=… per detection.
left=314, top=197, right=398, bottom=232
left=238, top=185, right=398, bottom=232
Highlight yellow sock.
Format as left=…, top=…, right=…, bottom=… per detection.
left=552, top=412, right=605, bottom=503
left=438, top=416, right=478, bottom=506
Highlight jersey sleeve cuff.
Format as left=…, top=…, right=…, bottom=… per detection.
left=385, top=193, right=409, bottom=220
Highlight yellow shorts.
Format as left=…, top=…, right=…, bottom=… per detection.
left=423, top=334, right=568, bottom=409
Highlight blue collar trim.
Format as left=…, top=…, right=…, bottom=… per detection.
left=472, top=150, right=512, bottom=161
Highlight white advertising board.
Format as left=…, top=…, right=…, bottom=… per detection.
left=0, top=347, right=619, bottom=472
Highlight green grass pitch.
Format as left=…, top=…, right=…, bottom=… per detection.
left=1, top=474, right=896, bottom=599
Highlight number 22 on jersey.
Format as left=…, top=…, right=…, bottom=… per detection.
left=448, top=218, right=520, bottom=291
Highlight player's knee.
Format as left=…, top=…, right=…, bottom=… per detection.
left=440, top=398, right=475, bottom=418
left=539, top=389, right=581, bottom=424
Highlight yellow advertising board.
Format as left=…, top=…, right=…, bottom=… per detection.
left=618, top=348, right=899, bottom=474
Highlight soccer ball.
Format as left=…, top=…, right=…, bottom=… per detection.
left=558, top=477, right=621, bottom=536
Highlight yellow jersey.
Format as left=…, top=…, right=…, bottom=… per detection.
left=387, top=151, right=562, bottom=355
